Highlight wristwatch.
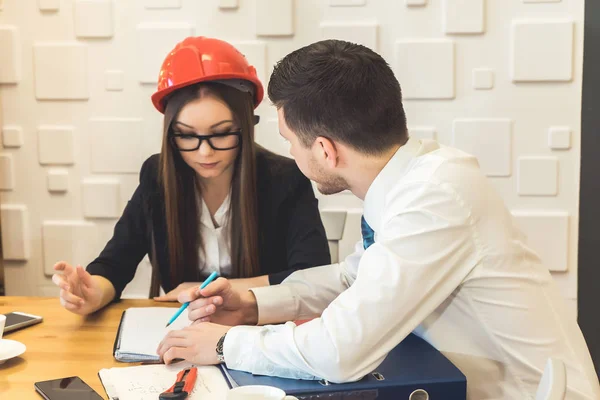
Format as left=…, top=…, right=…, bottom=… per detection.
left=216, top=333, right=226, bottom=363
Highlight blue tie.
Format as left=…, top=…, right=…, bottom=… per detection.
left=361, top=216, right=375, bottom=249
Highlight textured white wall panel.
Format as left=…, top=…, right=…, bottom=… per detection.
left=472, top=68, right=494, bottom=90
left=38, top=0, right=60, bottom=11
left=256, top=0, right=294, bottom=37
left=512, top=211, right=569, bottom=272
left=38, top=126, right=75, bottom=165
left=443, top=0, right=485, bottom=34
left=219, top=0, right=238, bottom=9
left=511, top=20, right=573, bottom=82
left=144, top=0, right=181, bottom=9
left=548, top=127, right=571, bottom=150
left=1, top=205, right=30, bottom=261
left=406, top=0, right=427, bottom=6
left=104, top=70, right=124, bottom=91
left=321, top=21, right=378, bottom=51
left=2, top=125, right=23, bottom=148
left=47, top=169, right=69, bottom=193
left=518, top=157, right=559, bottom=196
left=74, top=0, right=114, bottom=39
left=329, top=0, right=366, bottom=6
left=33, top=43, right=88, bottom=100
left=0, top=0, right=583, bottom=302
left=409, top=127, right=436, bottom=140
left=0, top=153, right=15, bottom=190
left=90, top=118, right=144, bottom=174
left=82, top=180, right=121, bottom=218
left=0, top=26, right=20, bottom=83
left=395, top=40, right=455, bottom=99
left=452, top=118, right=512, bottom=177
left=42, top=221, right=100, bottom=276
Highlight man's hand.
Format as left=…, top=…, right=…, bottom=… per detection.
left=178, top=277, right=258, bottom=326
left=157, top=323, right=231, bottom=365
left=154, top=282, right=201, bottom=302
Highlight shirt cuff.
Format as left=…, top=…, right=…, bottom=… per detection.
left=224, top=325, right=261, bottom=372
left=249, top=284, right=296, bottom=325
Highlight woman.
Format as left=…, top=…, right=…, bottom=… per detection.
left=52, top=36, right=330, bottom=315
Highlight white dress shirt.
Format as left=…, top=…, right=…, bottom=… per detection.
left=224, top=138, right=600, bottom=399
left=198, top=193, right=232, bottom=277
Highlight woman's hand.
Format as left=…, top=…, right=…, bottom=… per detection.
left=51, top=262, right=106, bottom=315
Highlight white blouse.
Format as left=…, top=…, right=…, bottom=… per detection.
left=198, top=193, right=232, bottom=278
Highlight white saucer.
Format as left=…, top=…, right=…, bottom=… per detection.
left=0, top=339, right=26, bottom=364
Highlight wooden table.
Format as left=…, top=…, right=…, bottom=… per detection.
left=0, top=296, right=178, bottom=399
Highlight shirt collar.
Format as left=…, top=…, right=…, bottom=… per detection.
left=363, top=137, right=424, bottom=233
left=200, top=191, right=231, bottom=230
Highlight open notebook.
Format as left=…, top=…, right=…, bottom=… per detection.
left=99, top=362, right=230, bottom=400
left=113, top=307, right=191, bottom=362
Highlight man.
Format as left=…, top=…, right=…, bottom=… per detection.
left=157, top=40, right=600, bottom=399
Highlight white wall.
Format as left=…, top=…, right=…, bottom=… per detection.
left=0, top=0, right=583, bottom=314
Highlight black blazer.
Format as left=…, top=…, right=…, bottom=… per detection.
left=87, top=147, right=331, bottom=299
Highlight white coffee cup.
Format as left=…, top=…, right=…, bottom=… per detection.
left=227, top=385, right=298, bottom=400
left=0, top=314, right=5, bottom=340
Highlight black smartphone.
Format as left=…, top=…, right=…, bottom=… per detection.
left=3, top=311, right=43, bottom=333
left=34, top=376, right=103, bottom=400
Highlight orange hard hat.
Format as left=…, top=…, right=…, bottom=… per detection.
left=151, top=36, right=264, bottom=113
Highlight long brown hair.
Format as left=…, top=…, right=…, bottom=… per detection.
left=158, top=82, right=260, bottom=288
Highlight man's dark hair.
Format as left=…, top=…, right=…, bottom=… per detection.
left=268, top=39, right=408, bottom=155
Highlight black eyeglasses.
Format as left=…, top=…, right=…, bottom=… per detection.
left=170, top=131, right=242, bottom=151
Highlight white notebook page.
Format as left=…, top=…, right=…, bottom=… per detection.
left=99, top=362, right=230, bottom=400
left=118, top=307, right=191, bottom=357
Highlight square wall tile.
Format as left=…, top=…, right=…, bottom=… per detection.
left=47, top=169, right=69, bottom=192
left=82, top=179, right=120, bottom=218
left=512, top=211, right=569, bottom=271
left=452, top=118, right=512, bottom=176
left=321, top=21, right=378, bottom=51
left=395, top=40, right=455, bottom=99
left=144, top=0, right=181, bottom=8
left=1, top=204, right=30, bottom=260
left=42, top=221, right=99, bottom=275
left=34, top=43, right=88, bottom=100
left=443, top=0, right=485, bottom=34
left=38, top=126, right=75, bottom=165
left=38, top=0, right=60, bottom=11
left=473, top=68, right=494, bottom=89
left=0, top=26, right=21, bottom=83
left=256, top=0, right=294, bottom=36
left=329, top=0, right=366, bottom=6
left=136, top=22, right=194, bottom=84
left=74, top=0, right=114, bottom=38
left=105, top=70, right=124, bottom=91
left=2, top=125, right=24, bottom=148
left=90, top=118, right=143, bottom=173
left=219, top=0, right=238, bottom=8
left=518, top=156, right=558, bottom=196
left=0, top=153, right=15, bottom=190
left=548, top=126, right=571, bottom=150
left=511, top=20, right=573, bottom=82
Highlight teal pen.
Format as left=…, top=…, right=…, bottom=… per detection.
left=165, top=271, right=219, bottom=327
